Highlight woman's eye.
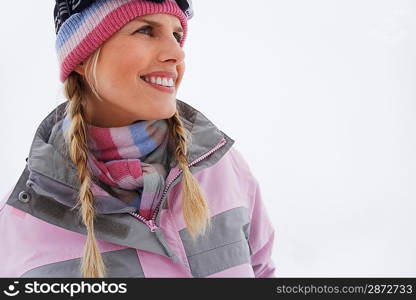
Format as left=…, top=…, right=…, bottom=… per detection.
left=136, top=26, right=152, bottom=35
left=135, top=26, right=182, bottom=43
left=173, top=32, right=183, bottom=43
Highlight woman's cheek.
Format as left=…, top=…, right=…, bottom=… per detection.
left=176, top=62, right=185, bottom=87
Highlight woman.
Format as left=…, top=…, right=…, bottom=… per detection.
left=0, top=0, right=276, bottom=278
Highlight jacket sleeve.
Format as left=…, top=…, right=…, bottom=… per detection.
left=248, top=177, right=276, bottom=277
left=229, top=146, right=276, bottom=277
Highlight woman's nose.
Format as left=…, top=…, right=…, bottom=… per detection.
left=158, top=35, right=185, bottom=64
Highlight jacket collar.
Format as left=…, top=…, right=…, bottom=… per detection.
left=24, top=99, right=235, bottom=214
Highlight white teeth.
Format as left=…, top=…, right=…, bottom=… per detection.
left=143, top=76, right=175, bottom=87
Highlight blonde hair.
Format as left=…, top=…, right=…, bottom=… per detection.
left=63, top=47, right=211, bottom=278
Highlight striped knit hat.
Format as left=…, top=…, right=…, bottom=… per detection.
left=54, top=0, right=193, bottom=83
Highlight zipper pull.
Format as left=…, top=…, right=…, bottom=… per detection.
left=145, top=219, right=158, bottom=232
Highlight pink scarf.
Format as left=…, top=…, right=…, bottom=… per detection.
left=62, top=115, right=172, bottom=219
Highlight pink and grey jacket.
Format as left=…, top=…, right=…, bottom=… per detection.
left=0, top=100, right=276, bottom=278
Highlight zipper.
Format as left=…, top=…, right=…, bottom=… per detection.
left=129, top=137, right=227, bottom=232
left=129, top=213, right=159, bottom=232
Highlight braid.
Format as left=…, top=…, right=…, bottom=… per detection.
left=168, top=111, right=211, bottom=240
left=63, top=72, right=107, bottom=278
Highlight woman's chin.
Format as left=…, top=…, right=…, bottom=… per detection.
left=161, top=105, right=177, bottom=119
left=142, top=104, right=177, bottom=120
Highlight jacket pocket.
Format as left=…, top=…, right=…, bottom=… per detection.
left=179, top=207, right=252, bottom=277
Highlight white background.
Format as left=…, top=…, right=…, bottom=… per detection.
left=1, top=0, right=415, bottom=276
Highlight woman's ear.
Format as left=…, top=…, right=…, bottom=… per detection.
left=74, top=62, right=85, bottom=76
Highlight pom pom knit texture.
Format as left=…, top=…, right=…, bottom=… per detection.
left=56, top=0, right=188, bottom=82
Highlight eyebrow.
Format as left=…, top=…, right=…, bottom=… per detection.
left=133, top=17, right=183, bottom=33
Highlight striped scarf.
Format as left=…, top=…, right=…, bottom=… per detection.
left=62, top=115, right=171, bottom=219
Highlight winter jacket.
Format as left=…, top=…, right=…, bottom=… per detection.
left=0, top=99, right=276, bottom=278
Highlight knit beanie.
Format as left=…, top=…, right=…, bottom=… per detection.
left=54, top=0, right=193, bottom=83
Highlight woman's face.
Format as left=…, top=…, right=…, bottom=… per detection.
left=76, top=13, right=186, bottom=127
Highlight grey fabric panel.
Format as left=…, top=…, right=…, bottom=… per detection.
left=187, top=240, right=251, bottom=278
left=21, top=248, right=144, bottom=278
left=27, top=169, right=137, bottom=215
left=7, top=167, right=175, bottom=260
left=243, top=222, right=253, bottom=255
left=28, top=102, right=81, bottom=191
left=179, top=207, right=251, bottom=277
left=176, top=100, right=235, bottom=165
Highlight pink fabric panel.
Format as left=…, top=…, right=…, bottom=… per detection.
left=206, top=263, right=255, bottom=278
left=158, top=209, right=191, bottom=270
left=250, top=233, right=276, bottom=278
left=136, top=250, right=191, bottom=278
left=248, top=177, right=276, bottom=278
left=168, top=147, right=255, bottom=231
left=0, top=204, right=127, bottom=277
left=10, top=207, right=26, bottom=218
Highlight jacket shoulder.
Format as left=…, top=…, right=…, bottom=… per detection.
left=223, top=145, right=261, bottom=194
left=195, top=145, right=260, bottom=217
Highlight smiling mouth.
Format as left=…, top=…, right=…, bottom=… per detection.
left=140, top=76, right=175, bottom=86
left=139, top=76, right=175, bottom=93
